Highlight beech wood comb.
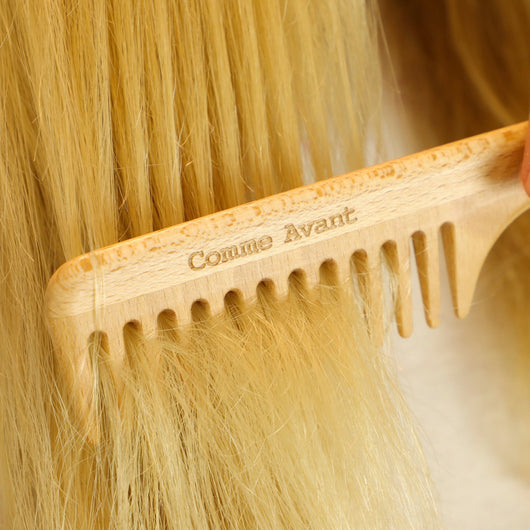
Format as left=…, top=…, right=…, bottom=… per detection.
left=45, top=122, right=529, bottom=441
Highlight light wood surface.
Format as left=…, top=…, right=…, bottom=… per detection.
left=45, top=122, right=529, bottom=442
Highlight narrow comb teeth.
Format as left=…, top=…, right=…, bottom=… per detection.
left=204, top=293, right=225, bottom=318
left=140, top=311, right=159, bottom=338
left=302, top=266, right=320, bottom=288
left=334, top=256, right=351, bottom=284
left=143, top=312, right=165, bottom=373
left=174, top=306, right=191, bottom=329
left=106, top=328, right=125, bottom=358
left=353, top=249, right=384, bottom=339
left=106, top=329, right=126, bottom=389
left=412, top=229, right=441, bottom=328
left=269, top=273, right=289, bottom=298
left=81, top=210, right=514, bottom=358
left=81, top=214, right=507, bottom=355
left=365, top=251, right=384, bottom=338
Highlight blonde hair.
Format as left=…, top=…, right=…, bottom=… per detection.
left=0, top=0, right=439, bottom=527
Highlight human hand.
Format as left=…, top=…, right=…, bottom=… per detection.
left=521, top=116, right=530, bottom=196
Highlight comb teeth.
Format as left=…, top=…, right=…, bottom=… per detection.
left=382, top=238, right=414, bottom=338
left=412, top=229, right=441, bottom=328
left=44, top=122, right=529, bottom=443
left=72, top=223, right=489, bottom=343
left=351, top=249, right=384, bottom=338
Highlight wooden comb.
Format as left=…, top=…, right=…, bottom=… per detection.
left=45, top=122, right=529, bottom=442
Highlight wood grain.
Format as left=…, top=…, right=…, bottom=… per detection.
left=45, top=121, right=529, bottom=442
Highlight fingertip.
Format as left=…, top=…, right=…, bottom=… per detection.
left=522, top=174, right=530, bottom=197
left=520, top=118, right=530, bottom=196
left=520, top=158, right=530, bottom=195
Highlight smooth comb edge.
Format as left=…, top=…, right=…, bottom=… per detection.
left=45, top=122, right=529, bottom=442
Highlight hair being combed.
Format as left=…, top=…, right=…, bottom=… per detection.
left=88, top=269, right=435, bottom=527
left=0, top=0, right=439, bottom=527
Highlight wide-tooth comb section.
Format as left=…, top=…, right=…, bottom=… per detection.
left=44, top=122, right=529, bottom=443
left=412, top=229, right=441, bottom=328
left=440, top=208, right=510, bottom=319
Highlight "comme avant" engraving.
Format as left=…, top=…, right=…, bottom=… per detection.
left=187, top=205, right=357, bottom=271
left=283, top=206, right=357, bottom=243
left=188, top=235, right=273, bottom=271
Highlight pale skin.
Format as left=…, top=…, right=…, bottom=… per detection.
left=521, top=116, right=530, bottom=195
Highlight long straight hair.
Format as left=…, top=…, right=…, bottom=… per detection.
left=0, top=1, right=439, bottom=527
